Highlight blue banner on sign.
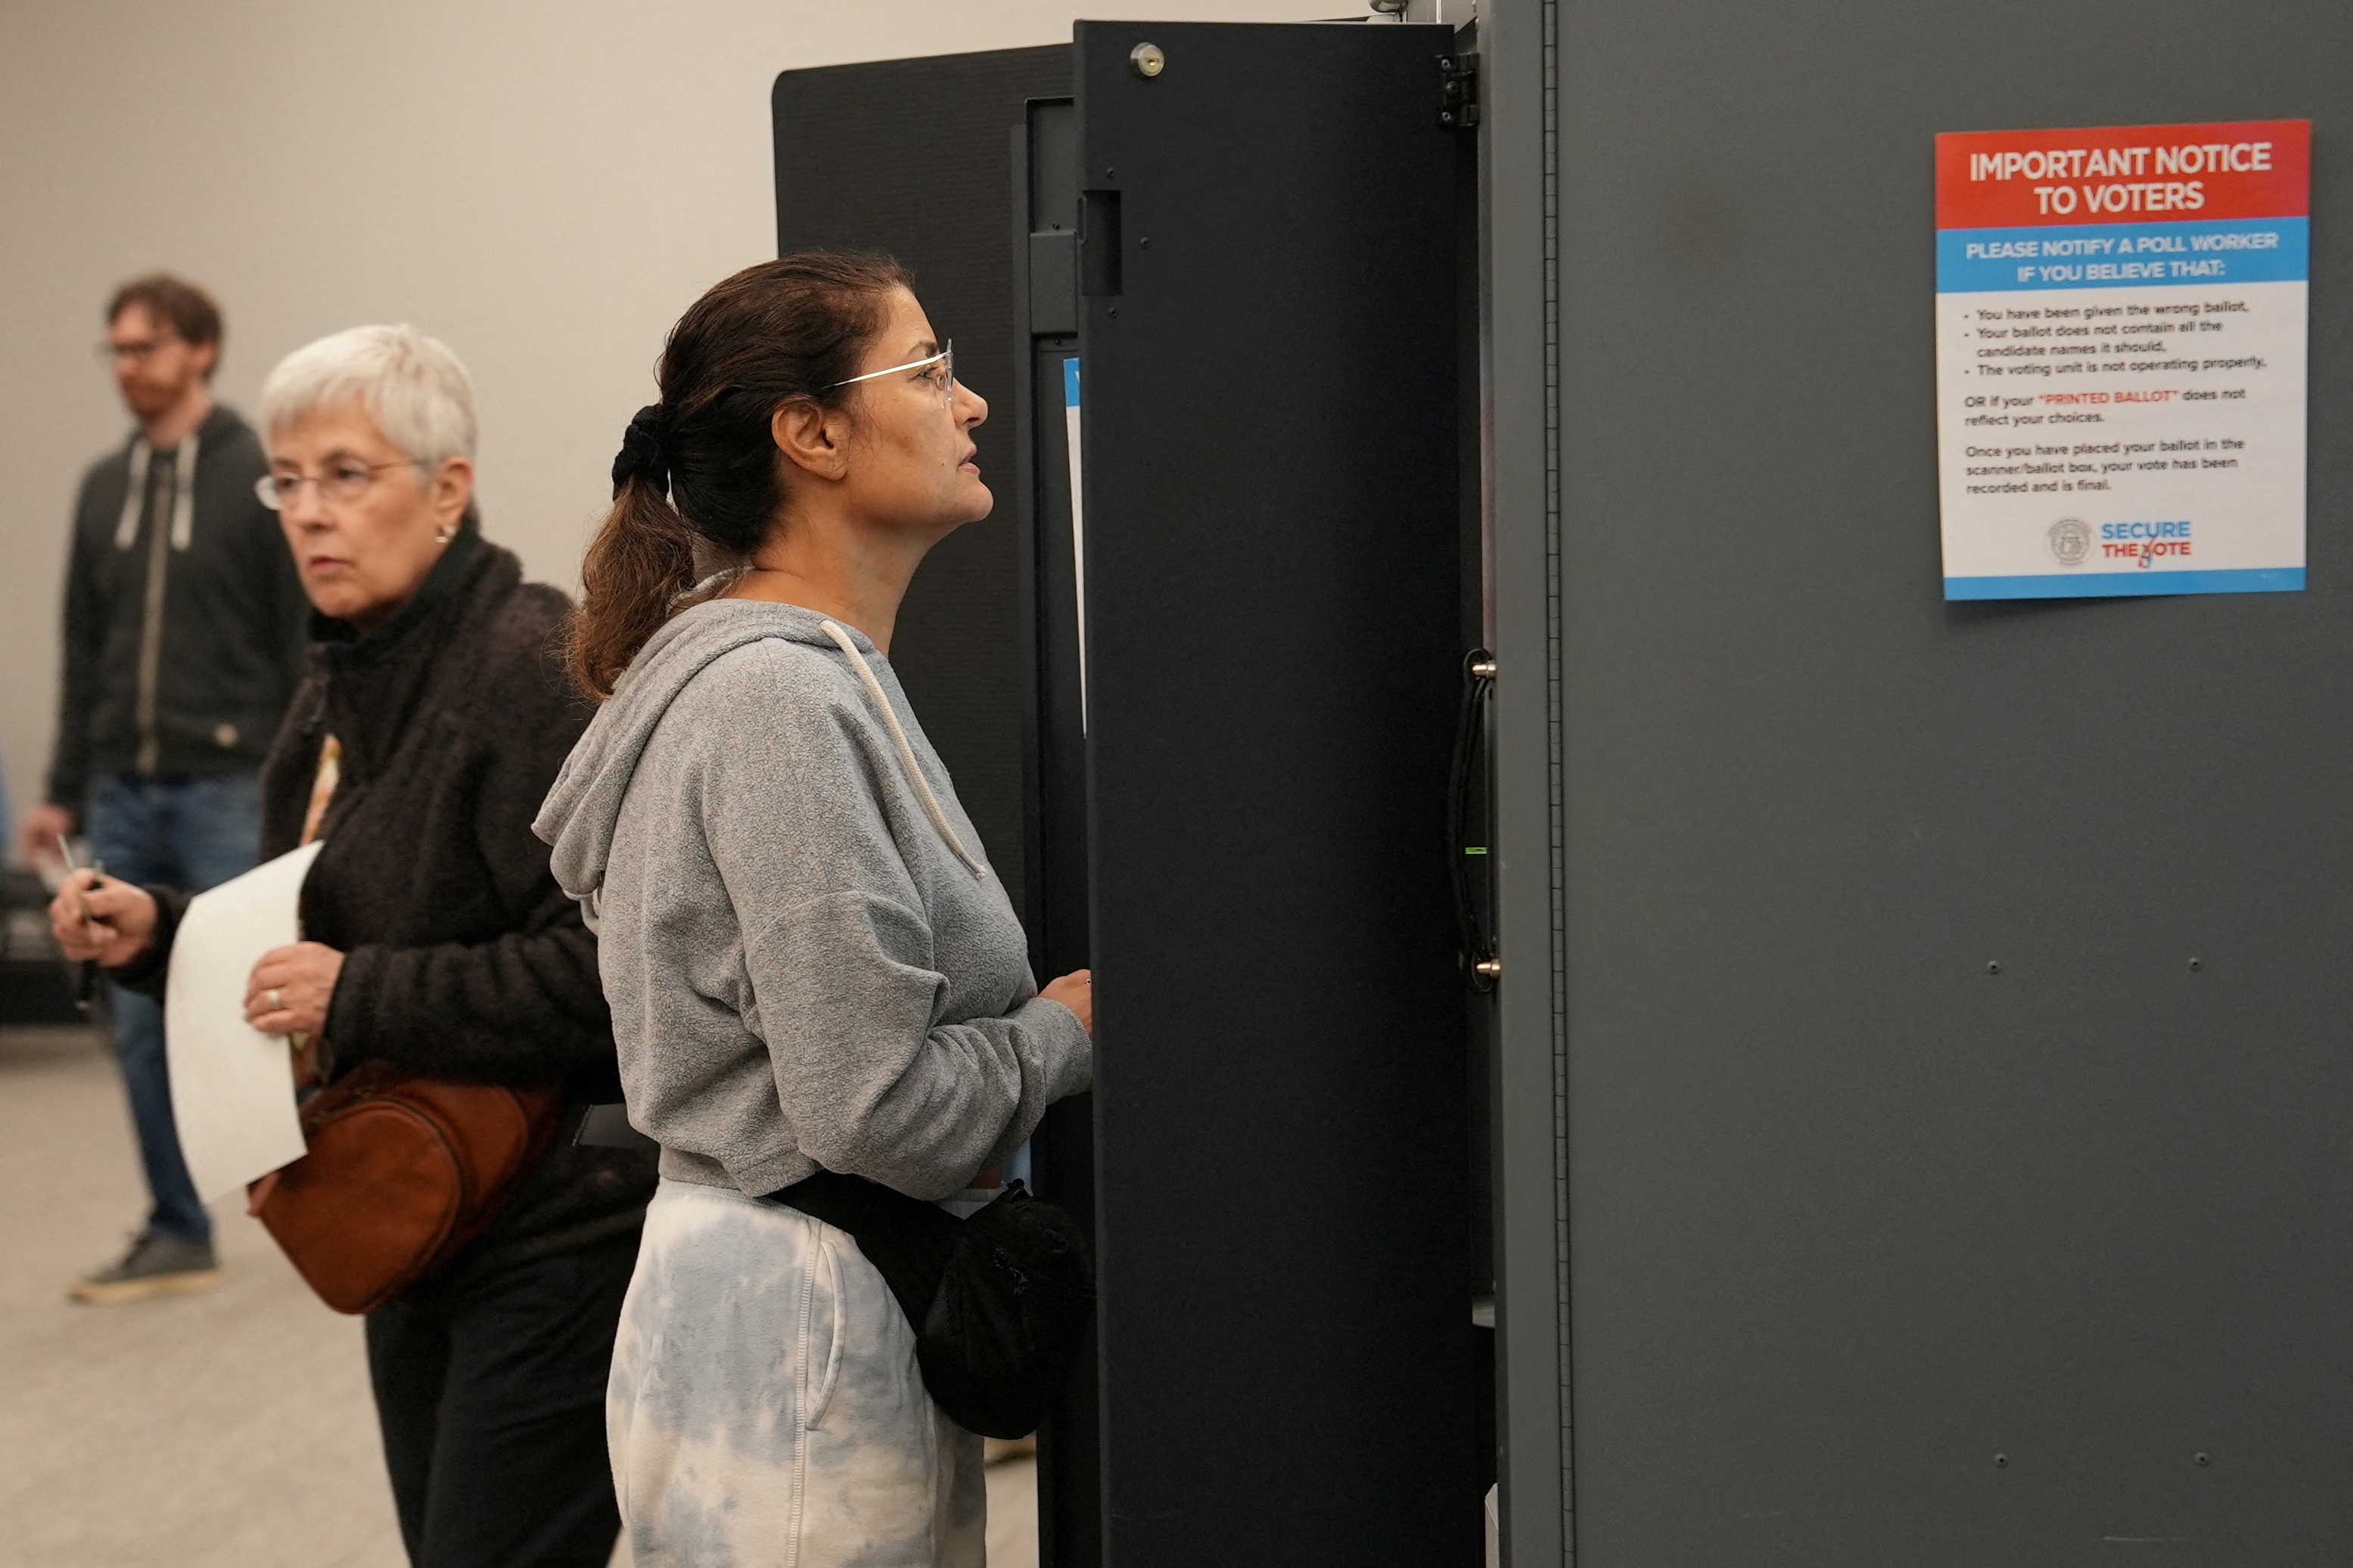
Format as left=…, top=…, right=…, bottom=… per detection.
left=1936, top=217, right=2308, bottom=293
left=1945, top=567, right=2304, bottom=599
left=1064, top=357, right=1080, bottom=408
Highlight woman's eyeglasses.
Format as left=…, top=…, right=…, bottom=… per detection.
left=826, top=342, right=955, bottom=408
left=256, top=460, right=420, bottom=510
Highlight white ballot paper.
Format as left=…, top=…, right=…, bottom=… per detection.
left=164, top=840, right=322, bottom=1202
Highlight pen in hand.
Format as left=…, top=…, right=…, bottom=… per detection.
left=56, top=834, right=110, bottom=1008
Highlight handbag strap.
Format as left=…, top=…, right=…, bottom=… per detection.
left=285, top=734, right=343, bottom=1088
left=299, top=734, right=343, bottom=848
left=765, top=1170, right=967, bottom=1334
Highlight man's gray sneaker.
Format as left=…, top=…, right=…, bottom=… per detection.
left=68, top=1233, right=222, bottom=1305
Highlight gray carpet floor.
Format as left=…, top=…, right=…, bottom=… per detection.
left=0, top=1023, right=1037, bottom=1567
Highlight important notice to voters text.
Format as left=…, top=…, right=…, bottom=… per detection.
left=1935, top=120, right=2308, bottom=599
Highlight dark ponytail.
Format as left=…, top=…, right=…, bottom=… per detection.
left=568, top=250, right=913, bottom=699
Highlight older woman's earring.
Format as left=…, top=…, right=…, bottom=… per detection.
left=434, top=524, right=455, bottom=545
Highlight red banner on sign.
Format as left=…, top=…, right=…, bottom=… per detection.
left=1936, top=119, right=2308, bottom=229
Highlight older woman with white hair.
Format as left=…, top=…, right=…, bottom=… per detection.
left=50, top=324, right=654, bottom=1568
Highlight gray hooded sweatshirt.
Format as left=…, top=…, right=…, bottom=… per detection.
left=533, top=599, right=1091, bottom=1201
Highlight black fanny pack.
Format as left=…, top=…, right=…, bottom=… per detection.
left=765, top=1170, right=1096, bottom=1439
left=577, top=1106, right=1095, bottom=1439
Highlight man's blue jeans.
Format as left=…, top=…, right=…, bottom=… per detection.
left=85, top=772, right=263, bottom=1244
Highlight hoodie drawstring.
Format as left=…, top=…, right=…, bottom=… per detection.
left=113, top=442, right=150, bottom=550
left=112, top=435, right=200, bottom=551
left=170, top=437, right=199, bottom=549
left=817, top=619, right=989, bottom=879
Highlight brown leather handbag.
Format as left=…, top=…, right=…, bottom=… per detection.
left=256, top=1060, right=563, bottom=1314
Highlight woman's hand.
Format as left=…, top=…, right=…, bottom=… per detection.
left=1041, top=968, right=1093, bottom=1036
left=246, top=942, right=346, bottom=1036
left=47, top=871, right=157, bottom=968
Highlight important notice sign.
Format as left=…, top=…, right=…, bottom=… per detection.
left=1935, top=120, right=2309, bottom=599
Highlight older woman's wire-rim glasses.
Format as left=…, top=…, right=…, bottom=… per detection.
left=256, top=461, right=423, bottom=510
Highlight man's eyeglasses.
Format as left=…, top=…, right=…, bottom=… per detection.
left=256, top=460, right=421, bottom=510
left=827, top=342, right=955, bottom=407
left=95, top=334, right=182, bottom=368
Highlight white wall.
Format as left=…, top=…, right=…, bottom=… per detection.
left=0, top=0, right=1375, bottom=840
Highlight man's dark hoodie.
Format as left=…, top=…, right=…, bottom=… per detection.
left=47, top=403, right=310, bottom=812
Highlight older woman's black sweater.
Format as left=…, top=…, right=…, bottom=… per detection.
left=124, top=524, right=654, bottom=1275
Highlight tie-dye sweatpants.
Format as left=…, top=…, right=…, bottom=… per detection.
left=608, top=1178, right=988, bottom=1566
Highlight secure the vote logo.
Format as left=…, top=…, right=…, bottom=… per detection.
left=2046, top=518, right=2092, bottom=566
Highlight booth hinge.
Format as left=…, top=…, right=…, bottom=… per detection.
left=1452, top=648, right=1498, bottom=992
left=1438, top=54, right=1480, bottom=129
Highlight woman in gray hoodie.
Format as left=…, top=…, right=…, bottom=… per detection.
left=534, top=253, right=1093, bottom=1566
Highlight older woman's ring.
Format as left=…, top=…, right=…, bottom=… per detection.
left=269, top=987, right=283, bottom=1011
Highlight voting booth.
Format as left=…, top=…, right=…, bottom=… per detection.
left=777, top=4, right=2352, bottom=1562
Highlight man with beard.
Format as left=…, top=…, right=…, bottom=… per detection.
left=18, top=275, right=308, bottom=1302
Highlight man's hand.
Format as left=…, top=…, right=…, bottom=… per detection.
left=246, top=942, right=345, bottom=1037
left=48, top=871, right=156, bottom=967
left=17, top=803, right=76, bottom=873
left=1041, top=969, right=1094, bottom=1036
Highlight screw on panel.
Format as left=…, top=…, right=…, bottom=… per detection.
left=1129, top=42, right=1166, bottom=79
left=1987, top=961, right=2000, bottom=975
left=2189, top=957, right=2202, bottom=970
left=2195, top=1452, right=2211, bottom=1467
left=1994, top=1452, right=2009, bottom=1467
left=1438, top=53, right=1481, bottom=129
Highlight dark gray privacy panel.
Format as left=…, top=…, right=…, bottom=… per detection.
left=1544, top=1, right=2353, bottom=1560
left=1075, top=21, right=1478, bottom=1565
left=772, top=45, right=1070, bottom=914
